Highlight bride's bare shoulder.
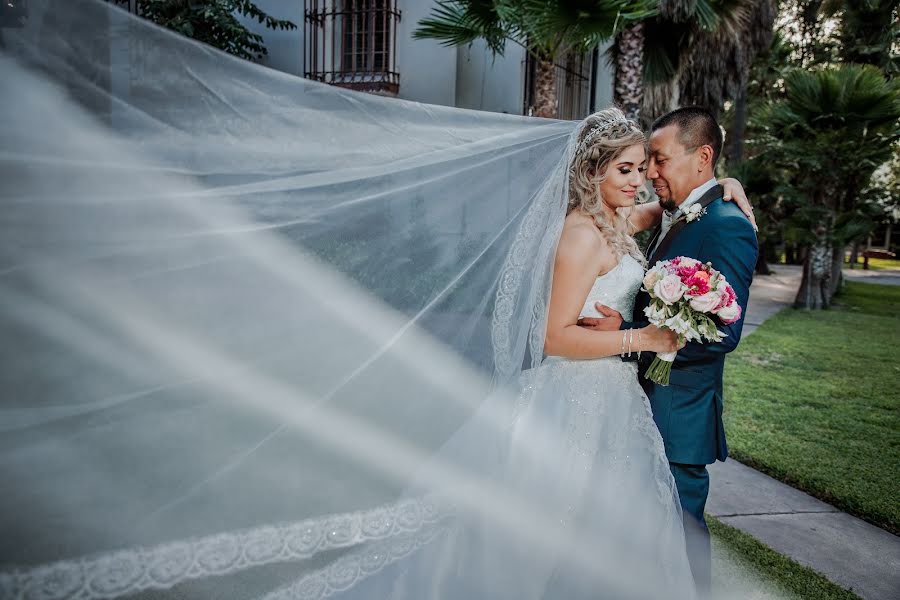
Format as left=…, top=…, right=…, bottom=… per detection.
left=556, top=213, right=613, bottom=270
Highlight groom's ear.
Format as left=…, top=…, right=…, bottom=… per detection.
left=697, top=144, right=715, bottom=172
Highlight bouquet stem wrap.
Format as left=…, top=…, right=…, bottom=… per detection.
left=645, top=349, right=678, bottom=386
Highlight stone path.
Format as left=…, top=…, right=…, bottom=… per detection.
left=708, top=265, right=900, bottom=600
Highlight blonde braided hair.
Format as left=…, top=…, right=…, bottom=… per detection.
left=568, top=108, right=646, bottom=264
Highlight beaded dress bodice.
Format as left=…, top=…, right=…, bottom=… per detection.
left=579, top=254, right=644, bottom=322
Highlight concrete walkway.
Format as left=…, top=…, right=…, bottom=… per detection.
left=708, top=265, right=900, bottom=600
left=843, top=266, right=900, bottom=286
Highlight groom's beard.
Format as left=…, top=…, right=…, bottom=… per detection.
left=659, top=198, right=678, bottom=212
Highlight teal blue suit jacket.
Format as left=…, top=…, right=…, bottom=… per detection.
left=625, top=185, right=758, bottom=465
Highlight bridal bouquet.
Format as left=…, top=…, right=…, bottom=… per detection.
left=642, top=256, right=742, bottom=386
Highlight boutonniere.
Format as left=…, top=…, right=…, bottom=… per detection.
left=682, top=203, right=707, bottom=224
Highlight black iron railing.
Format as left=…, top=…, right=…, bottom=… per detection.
left=304, top=0, right=401, bottom=96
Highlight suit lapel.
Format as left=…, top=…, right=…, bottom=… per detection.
left=647, top=184, right=724, bottom=266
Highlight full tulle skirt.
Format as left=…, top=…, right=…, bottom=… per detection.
left=264, top=357, right=696, bottom=600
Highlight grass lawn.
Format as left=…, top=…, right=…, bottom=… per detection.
left=844, top=256, right=900, bottom=271
left=709, top=517, right=861, bottom=600
left=723, top=281, right=900, bottom=535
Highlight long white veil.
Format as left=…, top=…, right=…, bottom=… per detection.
left=0, top=2, right=697, bottom=599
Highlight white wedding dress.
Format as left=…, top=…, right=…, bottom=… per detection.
left=257, top=254, right=696, bottom=600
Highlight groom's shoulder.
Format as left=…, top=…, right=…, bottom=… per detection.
left=704, top=199, right=755, bottom=233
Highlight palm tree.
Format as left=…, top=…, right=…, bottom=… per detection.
left=630, top=0, right=777, bottom=123
left=823, top=0, right=899, bottom=76
left=413, top=0, right=656, bottom=119
left=612, top=21, right=645, bottom=119
left=759, top=65, right=900, bottom=308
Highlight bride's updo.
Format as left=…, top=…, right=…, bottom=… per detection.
left=569, top=107, right=645, bottom=263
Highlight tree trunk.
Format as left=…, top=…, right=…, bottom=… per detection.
left=785, top=242, right=801, bottom=265
left=614, top=22, right=644, bottom=121
left=755, top=247, right=772, bottom=275
left=533, top=56, right=558, bottom=119
left=829, top=245, right=844, bottom=299
left=794, top=235, right=833, bottom=309
left=727, top=84, right=748, bottom=168
left=849, top=241, right=859, bottom=269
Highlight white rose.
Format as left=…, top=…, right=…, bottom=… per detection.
left=689, top=291, right=721, bottom=313
left=678, top=257, right=700, bottom=269
left=643, top=269, right=662, bottom=291
left=716, top=302, right=742, bottom=324
left=653, top=274, right=686, bottom=305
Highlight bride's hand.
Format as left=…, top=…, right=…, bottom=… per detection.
left=640, top=325, right=684, bottom=354
left=719, top=177, right=758, bottom=232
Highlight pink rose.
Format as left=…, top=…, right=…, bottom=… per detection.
left=653, top=274, right=686, bottom=305
left=717, top=302, right=742, bottom=324
left=689, top=291, right=721, bottom=313
left=713, top=284, right=737, bottom=311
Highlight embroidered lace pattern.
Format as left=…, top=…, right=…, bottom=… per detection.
left=0, top=498, right=450, bottom=600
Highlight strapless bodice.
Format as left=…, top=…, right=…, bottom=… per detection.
left=579, top=254, right=644, bottom=322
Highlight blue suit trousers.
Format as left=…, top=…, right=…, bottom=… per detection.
left=670, top=462, right=711, bottom=598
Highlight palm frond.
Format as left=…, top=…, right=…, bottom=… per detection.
left=497, top=0, right=657, bottom=56
left=657, top=0, right=698, bottom=21
left=413, top=1, right=509, bottom=56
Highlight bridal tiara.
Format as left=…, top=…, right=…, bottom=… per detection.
left=575, top=117, right=634, bottom=156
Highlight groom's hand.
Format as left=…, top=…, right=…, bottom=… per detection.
left=577, top=304, right=623, bottom=331
left=720, top=177, right=759, bottom=232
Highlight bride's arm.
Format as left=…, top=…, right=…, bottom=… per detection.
left=625, top=178, right=757, bottom=234
left=543, top=227, right=678, bottom=359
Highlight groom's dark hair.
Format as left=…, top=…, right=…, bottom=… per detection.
left=651, top=106, right=723, bottom=167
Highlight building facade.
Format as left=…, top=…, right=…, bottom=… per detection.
left=102, top=0, right=614, bottom=120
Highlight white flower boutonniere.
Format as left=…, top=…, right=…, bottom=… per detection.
left=684, top=203, right=706, bottom=223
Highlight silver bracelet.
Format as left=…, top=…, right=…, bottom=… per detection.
left=620, top=330, right=627, bottom=357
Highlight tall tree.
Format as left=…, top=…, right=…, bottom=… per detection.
left=758, top=65, right=900, bottom=308
left=612, top=22, right=645, bottom=119
left=633, top=0, right=777, bottom=123
left=726, top=32, right=794, bottom=274
left=413, top=0, right=655, bottom=119
left=138, top=0, right=296, bottom=61
left=823, top=0, right=899, bottom=76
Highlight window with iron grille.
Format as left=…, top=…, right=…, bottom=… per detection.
left=523, top=49, right=597, bottom=120
left=305, top=0, right=400, bottom=96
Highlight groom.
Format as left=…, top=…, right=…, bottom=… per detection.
left=581, top=106, right=758, bottom=596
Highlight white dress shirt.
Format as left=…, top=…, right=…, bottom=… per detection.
left=653, top=178, right=718, bottom=255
